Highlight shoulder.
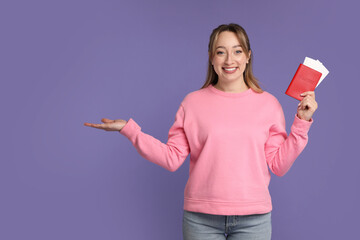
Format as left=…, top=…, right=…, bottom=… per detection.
left=255, top=90, right=283, bottom=110
left=180, top=87, right=209, bottom=107
left=258, top=90, right=279, bottom=102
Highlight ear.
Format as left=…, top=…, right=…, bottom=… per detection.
left=247, top=50, right=251, bottom=63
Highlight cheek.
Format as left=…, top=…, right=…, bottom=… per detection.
left=212, top=66, right=220, bottom=75
left=212, top=57, right=221, bottom=65
left=212, top=59, right=222, bottom=71
left=237, top=59, right=248, bottom=68
left=236, top=56, right=247, bottom=63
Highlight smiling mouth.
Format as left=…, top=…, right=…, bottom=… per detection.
left=223, top=67, right=237, bottom=73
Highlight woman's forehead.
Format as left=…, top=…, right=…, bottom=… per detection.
left=215, top=31, right=242, bottom=47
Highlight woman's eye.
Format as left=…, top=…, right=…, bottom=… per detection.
left=235, top=50, right=242, bottom=54
left=216, top=51, right=224, bottom=55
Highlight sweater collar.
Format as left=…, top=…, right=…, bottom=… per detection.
left=207, top=84, right=253, bottom=98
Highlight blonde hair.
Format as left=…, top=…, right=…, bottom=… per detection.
left=201, top=23, right=263, bottom=93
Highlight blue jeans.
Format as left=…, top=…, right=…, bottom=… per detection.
left=182, top=210, right=272, bottom=240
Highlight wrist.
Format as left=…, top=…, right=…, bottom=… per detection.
left=297, top=113, right=311, bottom=122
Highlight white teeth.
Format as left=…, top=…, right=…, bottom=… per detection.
left=224, top=67, right=236, bottom=71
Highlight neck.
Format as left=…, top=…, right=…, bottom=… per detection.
left=213, top=79, right=249, bottom=93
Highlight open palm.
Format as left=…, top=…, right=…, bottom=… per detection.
left=84, top=118, right=127, bottom=131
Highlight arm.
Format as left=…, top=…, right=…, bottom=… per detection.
left=265, top=105, right=313, bottom=177
left=119, top=105, right=190, bottom=172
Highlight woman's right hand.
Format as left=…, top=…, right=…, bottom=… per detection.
left=84, top=118, right=127, bottom=131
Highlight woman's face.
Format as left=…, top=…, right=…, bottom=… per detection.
left=211, top=31, right=250, bottom=85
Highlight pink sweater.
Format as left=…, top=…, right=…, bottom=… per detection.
left=120, top=84, right=313, bottom=215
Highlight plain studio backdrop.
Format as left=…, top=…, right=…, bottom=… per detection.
left=0, top=0, right=359, bottom=239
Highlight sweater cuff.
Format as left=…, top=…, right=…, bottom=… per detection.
left=119, top=118, right=141, bottom=141
left=291, top=114, right=313, bottom=135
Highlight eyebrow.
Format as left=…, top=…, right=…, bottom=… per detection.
left=215, top=45, right=242, bottom=49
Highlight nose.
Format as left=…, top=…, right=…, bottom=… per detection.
left=225, top=52, right=234, bottom=64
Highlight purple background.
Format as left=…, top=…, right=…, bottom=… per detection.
left=1, top=0, right=359, bottom=239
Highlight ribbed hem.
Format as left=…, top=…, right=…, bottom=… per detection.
left=119, top=118, right=141, bottom=141
left=183, top=197, right=272, bottom=216
left=291, top=114, right=313, bottom=135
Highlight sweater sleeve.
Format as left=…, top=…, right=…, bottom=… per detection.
left=119, top=104, right=190, bottom=172
left=264, top=104, right=313, bottom=177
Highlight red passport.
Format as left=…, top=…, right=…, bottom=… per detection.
left=285, top=63, right=322, bottom=101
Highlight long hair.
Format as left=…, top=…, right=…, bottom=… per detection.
left=201, top=23, right=263, bottom=93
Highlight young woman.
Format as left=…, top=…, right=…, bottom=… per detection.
left=84, top=23, right=317, bottom=240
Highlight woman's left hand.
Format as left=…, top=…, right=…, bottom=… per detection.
left=297, top=91, right=318, bottom=121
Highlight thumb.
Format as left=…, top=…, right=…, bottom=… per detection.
left=101, top=118, right=114, bottom=123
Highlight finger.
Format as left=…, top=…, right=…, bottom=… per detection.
left=300, top=91, right=315, bottom=98
left=298, top=97, right=308, bottom=107
left=308, top=99, right=318, bottom=110
left=84, top=123, right=106, bottom=129
left=300, top=91, right=314, bottom=95
left=298, top=103, right=309, bottom=110
left=299, top=99, right=316, bottom=111
left=300, top=97, right=312, bottom=105
left=301, top=96, right=314, bottom=105
left=303, top=93, right=316, bottom=99
left=298, top=98, right=309, bottom=108
left=302, top=96, right=317, bottom=107
left=101, top=118, right=114, bottom=123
